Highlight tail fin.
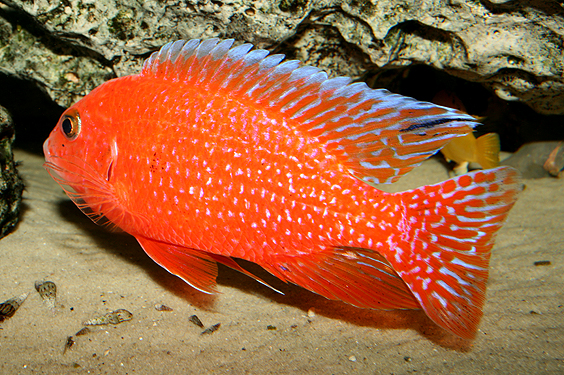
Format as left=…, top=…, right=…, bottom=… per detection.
left=392, top=166, right=522, bottom=338
left=475, top=133, right=500, bottom=169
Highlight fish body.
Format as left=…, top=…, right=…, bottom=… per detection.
left=433, top=90, right=500, bottom=175
left=441, top=132, right=501, bottom=174
left=44, top=39, right=522, bottom=339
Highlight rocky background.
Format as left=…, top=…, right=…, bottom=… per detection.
left=0, top=105, right=23, bottom=237
left=0, top=0, right=563, bottom=151
left=0, top=2, right=563, bottom=371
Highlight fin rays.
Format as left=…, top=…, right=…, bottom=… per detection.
left=392, top=166, right=522, bottom=338
left=136, top=237, right=282, bottom=294
left=264, top=247, right=420, bottom=310
left=43, top=156, right=149, bottom=232
left=142, top=38, right=480, bottom=185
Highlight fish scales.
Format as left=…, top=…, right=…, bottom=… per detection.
left=81, top=75, right=391, bottom=262
left=44, top=38, right=522, bottom=339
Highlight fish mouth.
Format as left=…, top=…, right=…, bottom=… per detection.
left=43, top=154, right=116, bottom=227
left=43, top=154, right=148, bottom=232
left=43, top=155, right=101, bottom=194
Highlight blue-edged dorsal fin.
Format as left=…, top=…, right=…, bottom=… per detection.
left=141, top=39, right=479, bottom=184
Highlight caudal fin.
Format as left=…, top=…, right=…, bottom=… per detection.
left=475, top=133, right=500, bottom=169
left=392, top=166, right=522, bottom=338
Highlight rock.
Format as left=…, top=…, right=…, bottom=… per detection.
left=0, top=1, right=115, bottom=109
left=0, top=105, right=23, bottom=238
left=0, top=0, right=562, bottom=116
left=502, top=141, right=564, bottom=179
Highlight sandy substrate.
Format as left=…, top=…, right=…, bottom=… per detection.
left=0, top=149, right=562, bottom=374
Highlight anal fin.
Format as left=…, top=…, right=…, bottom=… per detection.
left=136, top=237, right=283, bottom=294
left=262, top=247, right=419, bottom=310
left=208, top=254, right=284, bottom=295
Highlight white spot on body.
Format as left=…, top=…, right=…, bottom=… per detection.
left=421, top=277, right=431, bottom=290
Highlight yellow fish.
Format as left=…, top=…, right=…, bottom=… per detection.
left=433, top=90, right=500, bottom=175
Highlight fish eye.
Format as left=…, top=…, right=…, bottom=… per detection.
left=60, top=109, right=81, bottom=140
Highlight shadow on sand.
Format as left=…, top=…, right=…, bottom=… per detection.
left=55, top=198, right=472, bottom=351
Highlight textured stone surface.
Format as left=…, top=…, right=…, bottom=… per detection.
left=0, top=0, right=563, bottom=114
left=1, top=149, right=563, bottom=373
left=0, top=105, right=23, bottom=238
left=502, top=141, right=564, bottom=179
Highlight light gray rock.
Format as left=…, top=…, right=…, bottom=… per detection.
left=502, top=141, right=564, bottom=179
left=0, top=0, right=563, bottom=114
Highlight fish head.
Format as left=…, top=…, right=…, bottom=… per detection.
left=43, top=78, right=123, bottom=202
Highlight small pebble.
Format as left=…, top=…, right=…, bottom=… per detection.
left=266, top=325, right=276, bottom=330
left=155, top=304, right=173, bottom=311
left=0, top=293, right=28, bottom=322
left=534, top=260, right=551, bottom=266
left=348, top=355, right=357, bottom=362
left=35, top=281, right=57, bottom=309
left=63, top=336, right=74, bottom=354
left=307, top=308, right=315, bottom=318
left=75, top=327, right=91, bottom=336
left=189, top=314, right=204, bottom=328
left=83, top=309, right=133, bottom=325
left=201, top=323, right=221, bottom=335
left=404, top=356, right=412, bottom=362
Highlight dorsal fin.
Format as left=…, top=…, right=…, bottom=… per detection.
left=142, top=39, right=479, bottom=184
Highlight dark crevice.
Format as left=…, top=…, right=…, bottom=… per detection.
left=365, top=64, right=564, bottom=152
left=386, top=20, right=469, bottom=63
left=0, top=1, right=114, bottom=67
left=0, top=71, right=65, bottom=154
left=271, top=7, right=375, bottom=73
left=480, top=0, right=564, bottom=16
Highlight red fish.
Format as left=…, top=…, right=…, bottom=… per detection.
left=44, top=39, right=522, bottom=339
